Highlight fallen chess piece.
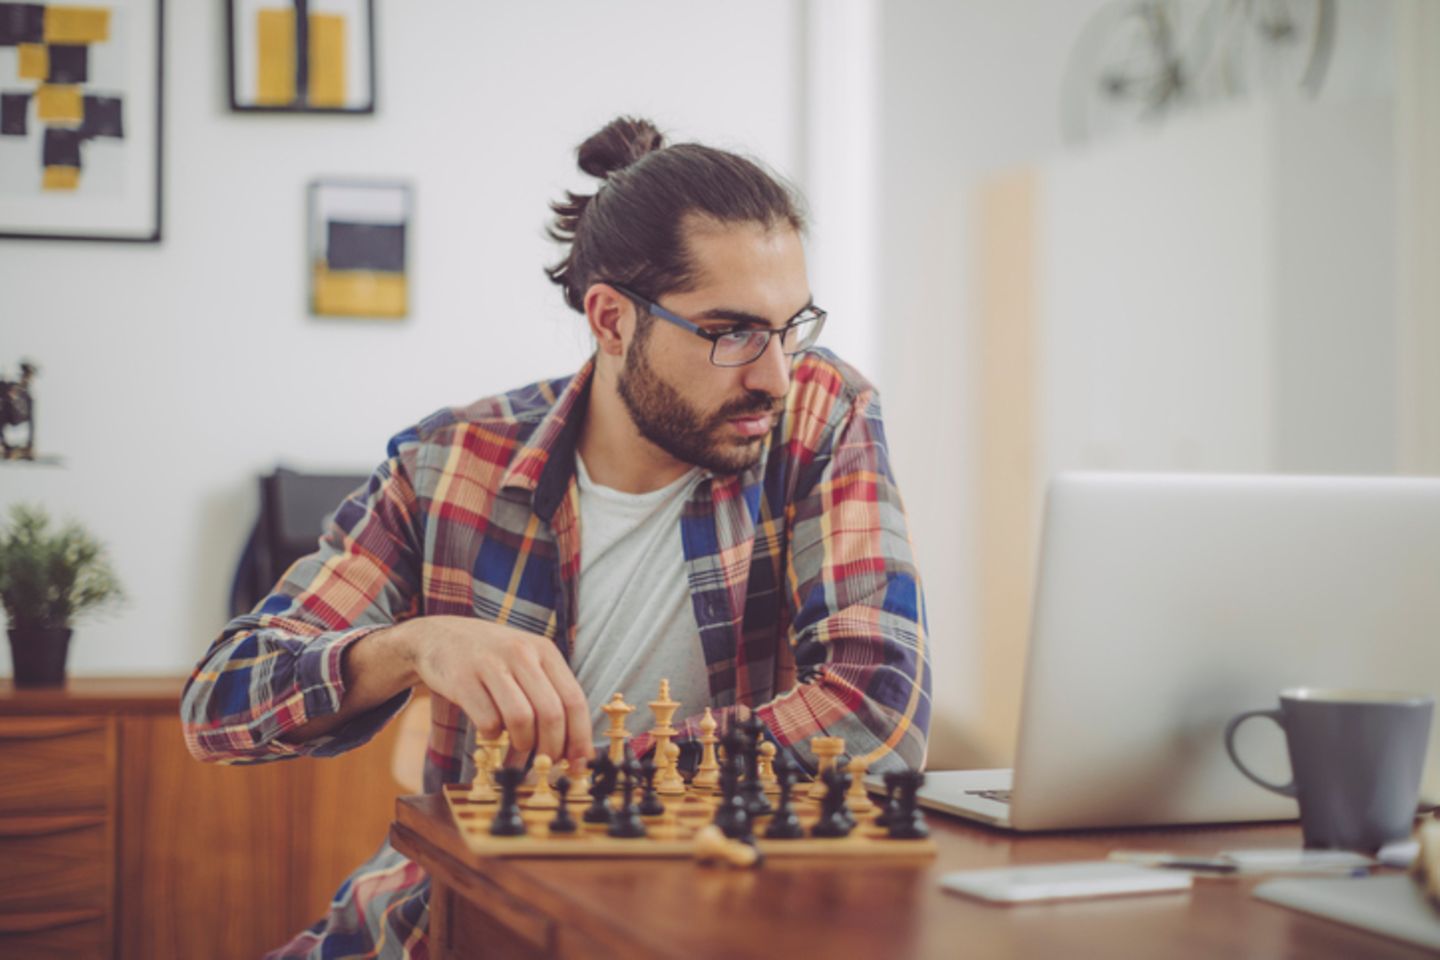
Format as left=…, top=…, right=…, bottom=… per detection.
left=1414, top=819, right=1440, bottom=909
left=694, top=825, right=762, bottom=869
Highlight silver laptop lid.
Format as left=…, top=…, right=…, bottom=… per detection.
left=1009, top=473, right=1440, bottom=831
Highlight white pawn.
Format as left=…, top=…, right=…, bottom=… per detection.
left=522, top=754, right=559, bottom=810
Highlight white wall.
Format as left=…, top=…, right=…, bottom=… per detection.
left=875, top=0, right=1399, bottom=768
left=0, top=0, right=807, bottom=675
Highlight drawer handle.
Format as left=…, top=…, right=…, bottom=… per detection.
left=0, top=908, right=103, bottom=934
left=0, top=814, right=106, bottom=838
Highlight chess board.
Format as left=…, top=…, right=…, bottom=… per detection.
left=442, top=781, right=938, bottom=860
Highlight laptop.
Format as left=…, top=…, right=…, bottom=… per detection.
left=883, top=473, right=1440, bottom=831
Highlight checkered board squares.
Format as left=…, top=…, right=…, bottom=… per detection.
left=309, top=180, right=411, bottom=319
left=230, top=0, right=372, bottom=112
left=0, top=2, right=123, bottom=193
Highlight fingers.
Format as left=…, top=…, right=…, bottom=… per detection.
left=507, top=653, right=568, bottom=763
left=539, top=645, right=595, bottom=764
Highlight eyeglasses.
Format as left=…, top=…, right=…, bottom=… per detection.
left=609, top=283, right=827, bottom=368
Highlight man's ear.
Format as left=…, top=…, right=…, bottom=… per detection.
left=584, top=284, right=630, bottom=358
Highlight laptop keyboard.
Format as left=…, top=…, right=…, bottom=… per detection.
left=966, top=789, right=1012, bottom=804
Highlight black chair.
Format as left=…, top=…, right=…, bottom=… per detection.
left=229, top=467, right=370, bottom=618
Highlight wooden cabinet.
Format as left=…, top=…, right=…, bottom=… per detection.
left=0, top=679, right=405, bottom=960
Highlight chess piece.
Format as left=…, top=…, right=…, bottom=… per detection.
left=763, top=750, right=805, bottom=840
left=638, top=756, right=666, bottom=816
left=758, top=741, right=779, bottom=796
left=490, top=767, right=528, bottom=837
left=658, top=740, right=686, bottom=795
left=549, top=776, right=578, bottom=834
left=738, top=713, right=773, bottom=818
left=648, top=679, right=684, bottom=794
left=712, top=728, right=753, bottom=841
left=583, top=755, right=617, bottom=824
left=607, top=756, right=648, bottom=838
left=468, top=738, right=499, bottom=803
left=522, top=754, right=559, bottom=809
left=885, top=770, right=930, bottom=840
left=559, top=757, right=591, bottom=799
left=874, top=772, right=902, bottom=829
left=693, top=824, right=762, bottom=868
left=810, top=766, right=856, bottom=838
left=845, top=756, right=876, bottom=815
left=603, top=692, right=636, bottom=764
left=693, top=708, right=722, bottom=791
left=807, top=736, right=845, bottom=801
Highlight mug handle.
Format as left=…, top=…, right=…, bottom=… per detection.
left=1223, top=709, right=1297, bottom=798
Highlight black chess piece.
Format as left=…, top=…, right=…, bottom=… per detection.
left=713, top=728, right=753, bottom=841
left=549, top=775, right=578, bottom=834
left=873, top=771, right=902, bottom=829
left=737, top=713, right=774, bottom=818
left=583, top=755, right=617, bottom=825
left=885, top=770, right=930, bottom=840
left=763, top=749, right=805, bottom=840
left=607, top=757, right=648, bottom=839
left=489, top=767, right=528, bottom=837
left=638, top=756, right=666, bottom=816
left=809, top=766, right=855, bottom=838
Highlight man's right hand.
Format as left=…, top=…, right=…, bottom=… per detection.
left=284, top=615, right=594, bottom=766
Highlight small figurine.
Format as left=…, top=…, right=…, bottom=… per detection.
left=0, top=360, right=38, bottom=460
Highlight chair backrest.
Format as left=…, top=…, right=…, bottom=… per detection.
left=230, top=467, right=369, bottom=617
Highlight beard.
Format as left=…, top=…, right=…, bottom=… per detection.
left=615, top=324, right=779, bottom=476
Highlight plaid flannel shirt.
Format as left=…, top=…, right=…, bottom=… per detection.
left=181, top=348, right=930, bottom=959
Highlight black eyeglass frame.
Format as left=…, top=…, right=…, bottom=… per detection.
left=607, top=283, right=827, bottom=368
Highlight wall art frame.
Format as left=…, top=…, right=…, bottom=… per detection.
left=227, top=0, right=375, bottom=114
left=0, top=0, right=164, bottom=242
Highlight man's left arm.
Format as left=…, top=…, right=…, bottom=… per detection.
left=756, top=383, right=931, bottom=773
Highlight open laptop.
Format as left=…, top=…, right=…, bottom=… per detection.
left=887, top=473, right=1440, bottom=831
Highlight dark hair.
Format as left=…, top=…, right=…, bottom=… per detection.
left=546, top=116, right=807, bottom=313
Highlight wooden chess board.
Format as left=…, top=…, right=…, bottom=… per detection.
left=442, top=781, right=938, bottom=860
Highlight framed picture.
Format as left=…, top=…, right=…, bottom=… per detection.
left=309, top=179, right=410, bottom=320
left=0, top=0, right=163, bottom=242
left=228, top=0, right=374, bottom=113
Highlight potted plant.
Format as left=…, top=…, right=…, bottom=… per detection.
left=0, top=503, right=124, bottom=686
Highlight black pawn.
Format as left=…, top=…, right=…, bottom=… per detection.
left=607, top=757, right=647, bottom=839
left=583, top=755, right=616, bottom=825
left=712, top=728, right=753, bottom=840
left=763, top=749, right=805, bottom=840
left=809, top=766, right=855, bottom=838
left=489, top=767, right=528, bottom=837
left=873, top=772, right=902, bottom=829
left=638, top=756, right=666, bottom=816
left=886, top=770, right=930, bottom=840
left=549, top=775, right=578, bottom=834
left=738, top=713, right=774, bottom=818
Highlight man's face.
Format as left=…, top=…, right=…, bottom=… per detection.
left=616, top=218, right=811, bottom=475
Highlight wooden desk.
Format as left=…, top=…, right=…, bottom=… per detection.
left=392, top=793, right=1432, bottom=959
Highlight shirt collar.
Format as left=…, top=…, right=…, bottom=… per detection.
left=500, top=358, right=594, bottom=520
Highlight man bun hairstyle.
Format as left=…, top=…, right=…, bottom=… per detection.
left=546, top=115, right=807, bottom=314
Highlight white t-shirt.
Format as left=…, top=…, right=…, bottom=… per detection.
left=571, top=455, right=712, bottom=747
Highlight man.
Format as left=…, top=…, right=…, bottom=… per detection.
left=182, top=116, right=930, bottom=958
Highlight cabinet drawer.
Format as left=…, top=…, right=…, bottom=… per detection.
left=0, top=815, right=111, bottom=915
left=0, top=911, right=108, bottom=960
left=0, top=717, right=114, bottom=816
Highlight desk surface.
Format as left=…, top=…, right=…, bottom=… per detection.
left=392, top=793, right=1434, bottom=960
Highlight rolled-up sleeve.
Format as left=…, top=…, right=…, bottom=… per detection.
left=757, top=385, right=932, bottom=774
left=181, top=443, right=424, bottom=763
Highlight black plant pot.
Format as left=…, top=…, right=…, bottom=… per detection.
left=7, top=626, right=73, bottom=687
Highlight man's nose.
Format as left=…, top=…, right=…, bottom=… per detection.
left=741, top=334, right=791, bottom=400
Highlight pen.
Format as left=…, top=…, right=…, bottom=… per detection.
left=1107, top=851, right=1238, bottom=873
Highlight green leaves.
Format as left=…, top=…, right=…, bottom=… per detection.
left=0, top=504, right=124, bottom=631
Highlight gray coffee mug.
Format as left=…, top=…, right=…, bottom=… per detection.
left=1225, top=688, right=1433, bottom=851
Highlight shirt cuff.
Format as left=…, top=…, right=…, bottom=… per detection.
left=292, top=626, right=412, bottom=757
